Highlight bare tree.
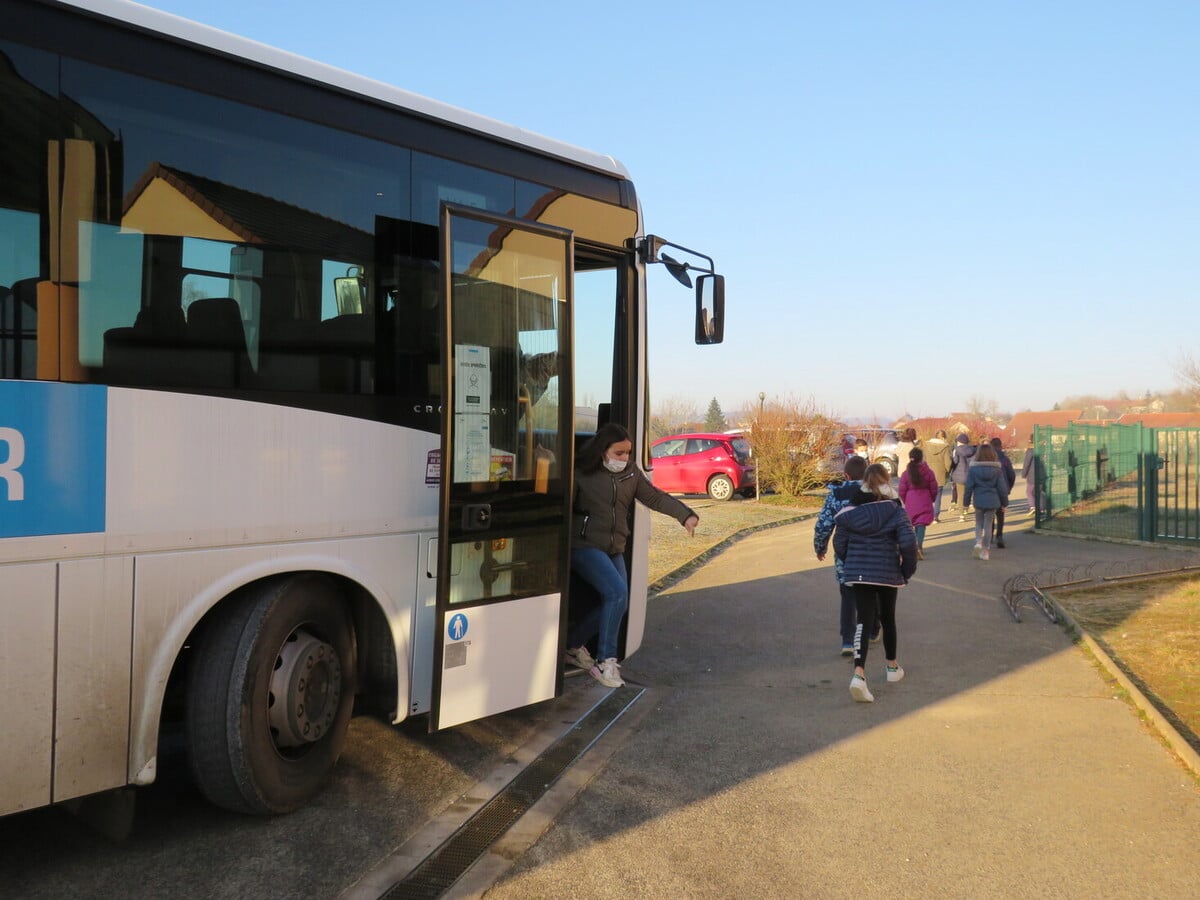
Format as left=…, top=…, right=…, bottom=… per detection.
left=1173, top=351, right=1200, bottom=409
left=649, top=396, right=700, bottom=440
left=965, top=394, right=999, bottom=419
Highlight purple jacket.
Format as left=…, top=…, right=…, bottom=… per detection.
left=899, top=462, right=939, bottom=526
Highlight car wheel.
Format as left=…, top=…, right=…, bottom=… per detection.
left=707, top=474, right=735, bottom=501
left=876, top=457, right=896, bottom=477
left=186, top=574, right=356, bottom=815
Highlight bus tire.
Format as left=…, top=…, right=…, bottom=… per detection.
left=185, top=574, right=356, bottom=815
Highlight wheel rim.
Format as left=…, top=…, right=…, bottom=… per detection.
left=269, top=628, right=343, bottom=750
left=710, top=477, right=732, bottom=500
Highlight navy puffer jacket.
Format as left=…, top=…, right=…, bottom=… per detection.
left=832, top=496, right=918, bottom=587
left=964, top=460, right=1010, bottom=510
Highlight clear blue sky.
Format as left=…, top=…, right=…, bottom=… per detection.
left=145, top=0, right=1200, bottom=422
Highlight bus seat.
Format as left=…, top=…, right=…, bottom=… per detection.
left=103, top=302, right=189, bottom=386
left=255, top=318, right=322, bottom=391
left=183, top=297, right=251, bottom=388
left=317, top=313, right=373, bottom=393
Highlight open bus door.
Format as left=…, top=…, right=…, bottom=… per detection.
left=430, top=205, right=575, bottom=731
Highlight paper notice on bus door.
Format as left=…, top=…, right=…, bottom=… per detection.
left=454, top=345, right=492, bottom=482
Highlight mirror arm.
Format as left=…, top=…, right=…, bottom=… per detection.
left=636, top=235, right=717, bottom=276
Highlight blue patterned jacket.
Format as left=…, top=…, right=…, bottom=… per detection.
left=814, top=479, right=862, bottom=585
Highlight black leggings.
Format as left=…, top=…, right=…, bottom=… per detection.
left=853, top=585, right=898, bottom=668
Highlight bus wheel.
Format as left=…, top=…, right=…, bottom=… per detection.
left=186, top=574, right=356, bottom=815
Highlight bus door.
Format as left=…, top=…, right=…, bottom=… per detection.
left=431, top=205, right=574, bottom=731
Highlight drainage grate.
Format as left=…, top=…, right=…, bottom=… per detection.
left=380, top=685, right=644, bottom=899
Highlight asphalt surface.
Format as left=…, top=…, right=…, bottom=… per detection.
left=471, top=490, right=1200, bottom=898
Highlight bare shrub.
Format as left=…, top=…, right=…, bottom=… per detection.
left=750, top=395, right=844, bottom=498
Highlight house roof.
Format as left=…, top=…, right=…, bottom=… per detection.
left=1115, top=412, right=1200, bottom=428
left=122, top=162, right=374, bottom=261
left=1004, top=410, right=1083, bottom=440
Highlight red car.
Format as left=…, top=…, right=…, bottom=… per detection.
left=650, top=433, right=756, bottom=500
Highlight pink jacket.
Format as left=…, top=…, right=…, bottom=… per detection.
left=899, top=462, right=939, bottom=526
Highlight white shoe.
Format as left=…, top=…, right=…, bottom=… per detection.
left=886, top=665, right=905, bottom=683
left=980, top=548, right=990, bottom=561
left=850, top=673, right=874, bottom=703
left=590, top=658, right=624, bottom=688
left=564, top=645, right=596, bottom=670
left=972, top=542, right=983, bottom=559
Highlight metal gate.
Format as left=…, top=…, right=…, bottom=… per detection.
left=1152, top=428, right=1200, bottom=542
left=1034, top=424, right=1200, bottom=544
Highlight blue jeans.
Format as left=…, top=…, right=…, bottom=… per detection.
left=568, top=547, right=629, bottom=662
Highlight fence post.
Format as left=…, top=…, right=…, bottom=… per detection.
left=1140, top=427, right=1158, bottom=542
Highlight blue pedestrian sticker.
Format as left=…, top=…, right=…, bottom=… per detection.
left=448, top=613, right=468, bottom=641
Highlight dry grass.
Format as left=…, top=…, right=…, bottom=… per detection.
left=1054, top=576, right=1200, bottom=746
left=647, top=494, right=819, bottom=585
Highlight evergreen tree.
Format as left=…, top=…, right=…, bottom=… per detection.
left=704, top=397, right=727, bottom=432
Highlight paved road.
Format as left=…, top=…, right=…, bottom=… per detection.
left=480, top=498, right=1200, bottom=898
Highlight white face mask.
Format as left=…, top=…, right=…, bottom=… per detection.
left=603, top=457, right=627, bottom=473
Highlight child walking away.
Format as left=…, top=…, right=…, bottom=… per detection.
left=833, top=464, right=918, bottom=703
left=924, top=430, right=953, bottom=523
left=813, top=454, right=869, bottom=656
left=949, top=433, right=976, bottom=519
left=567, top=423, right=698, bottom=687
left=989, top=437, right=1017, bottom=548
left=899, top=448, right=938, bottom=558
left=963, top=443, right=1009, bottom=561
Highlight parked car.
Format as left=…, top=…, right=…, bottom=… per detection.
left=817, top=432, right=857, bottom=481
left=650, top=432, right=756, bottom=500
left=864, top=428, right=901, bottom=476
left=838, top=428, right=901, bottom=477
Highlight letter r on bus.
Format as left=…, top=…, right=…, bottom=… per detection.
left=0, top=427, right=25, bottom=501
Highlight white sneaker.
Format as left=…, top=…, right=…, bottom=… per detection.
left=850, top=673, right=874, bottom=703
left=886, top=665, right=905, bottom=683
left=590, top=658, right=624, bottom=688
left=564, top=645, right=596, bottom=670
left=980, top=548, right=990, bottom=561
left=972, top=542, right=983, bottom=559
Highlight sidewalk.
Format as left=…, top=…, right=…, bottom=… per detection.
left=481, top=500, right=1200, bottom=898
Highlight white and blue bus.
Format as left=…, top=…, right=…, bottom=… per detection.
left=0, top=0, right=723, bottom=818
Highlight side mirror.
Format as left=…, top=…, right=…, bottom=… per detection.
left=333, top=266, right=368, bottom=315
left=695, top=274, right=725, bottom=344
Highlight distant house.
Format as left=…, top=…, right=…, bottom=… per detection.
left=1005, top=410, right=1083, bottom=446
left=1115, top=412, right=1200, bottom=428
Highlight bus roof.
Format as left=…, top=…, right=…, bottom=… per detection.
left=52, top=0, right=632, bottom=181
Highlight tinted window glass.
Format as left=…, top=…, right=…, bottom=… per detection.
left=0, top=41, right=60, bottom=379
left=51, top=56, right=411, bottom=395
left=1, top=37, right=636, bottom=437
left=652, top=439, right=686, bottom=458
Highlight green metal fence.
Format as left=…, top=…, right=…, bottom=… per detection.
left=1033, top=423, right=1200, bottom=543
left=1155, top=428, right=1200, bottom=541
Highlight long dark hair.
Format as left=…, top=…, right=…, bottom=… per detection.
left=906, top=447, right=925, bottom=487
left=577, top=423, right=631, bottom=474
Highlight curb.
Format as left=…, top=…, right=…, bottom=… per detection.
left=648, top=512, right=814, bottom=596
left=1041, top=589, right=1200, bottom=780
